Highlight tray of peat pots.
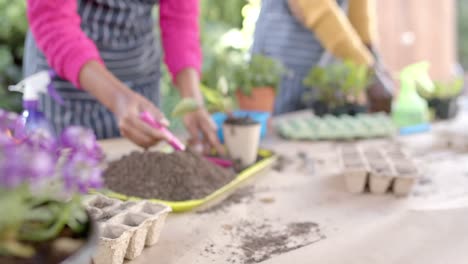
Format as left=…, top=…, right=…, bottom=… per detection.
left=338, top=143, right=420, bottom=196
left=0, top=123, right=105, bottom=264
left=303, top=60, right=372, bottom=116
left=84, top=194, right=171, bottom=264
left=418, top=77, right=464, bottom=120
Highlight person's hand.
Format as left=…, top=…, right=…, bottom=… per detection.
left=367, top=63, right=395, bottom=113
left=114, top=90, right=170, bottom=148
left=183, top=107, right=224, bottom=155
left=79, top=61, right=169, bottom=148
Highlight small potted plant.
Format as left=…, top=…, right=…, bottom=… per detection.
left=303, top=60, right=372, bottom=116
left=0, top=110, right=105, bottom=263
left=172, top=84, right=261, bottom=167
left=417, top=77, right=463, bottom=120
left=234, top=54, right=285, bottom=114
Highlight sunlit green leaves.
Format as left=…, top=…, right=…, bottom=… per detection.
left=171, top=98, right=200, bottom=118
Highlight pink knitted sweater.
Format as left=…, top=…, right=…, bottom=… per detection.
left=27, top=0, right=202, bottom=88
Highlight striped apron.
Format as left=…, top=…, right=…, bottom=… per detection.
left=23, top=0, right=161, bottom=139
left=251, top=0, right=346, bottom=115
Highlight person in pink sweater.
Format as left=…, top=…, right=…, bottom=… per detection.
left=24, top=0, right=221, bottom=152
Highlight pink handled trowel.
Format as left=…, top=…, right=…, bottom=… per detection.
left=140, top=111, right=233, bottom=168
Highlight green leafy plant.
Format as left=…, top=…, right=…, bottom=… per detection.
left=303, top=60, right=372, bottom=107
left=417, top=77, right=464, bottom=100
left=171, top=98, right=201, bottom=118
left=235, top=54, right=286, bottom=96
left=0, top=0, right=28, bottom=112
left=201, top=77, right=236, bottom=114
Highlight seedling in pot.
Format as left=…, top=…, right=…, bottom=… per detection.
left=303, top=60, right=372, bottom=116
left=418, top=77, right=463, bottom=120
left=234, top=54, right=286, bottom=113
left=199, top=78, right=261, bottom=167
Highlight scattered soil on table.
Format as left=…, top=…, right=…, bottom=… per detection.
left=259, top=197, right=275, bottom=204
left=197, top=186, right=255, bottom=214
left=104, top=150, right=236, bottom=201
left=201, top=219, right=324, bottom=263
left=228, top=219, right=324, bottom=264
left=273, top=155, right=292, bottom=172
left=238, top=221, right=323, bottom=263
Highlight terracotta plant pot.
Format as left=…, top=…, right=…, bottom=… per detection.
left=236, top=86, right=275, bottom=114
left=223, top=118, right=261, bottom=167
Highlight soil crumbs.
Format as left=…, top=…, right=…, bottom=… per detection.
left=197, top=186, right=255, bottom=214
left=104, top=150, right=236, bottom=201
left=204, top=219, right=325, bottom=264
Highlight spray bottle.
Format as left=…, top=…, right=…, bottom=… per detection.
left=9, top=69, right=63, bottom=138
left=392, top=61, right=434, bottom=134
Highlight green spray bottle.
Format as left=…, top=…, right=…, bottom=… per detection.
left=392, top=61, right=434, bottom=130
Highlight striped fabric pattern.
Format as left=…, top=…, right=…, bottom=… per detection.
left=23, top=0, right=160, bottom=139
left=251, top=0, right=346, bottom=115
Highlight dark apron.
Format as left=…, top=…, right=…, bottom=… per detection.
left=251, top=0, right=346, bottom=115
left=23, top=0, right=161, bottom=139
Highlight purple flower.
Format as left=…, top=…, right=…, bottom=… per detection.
left=60, top=127, right=103, bottom=161
left=0, top=144, right=55, bottom=188
left=25, top=129, right=58, bottom=154
left=0, top=109, right=21, bottom=132
left=62, top=151, right=103, bottom=193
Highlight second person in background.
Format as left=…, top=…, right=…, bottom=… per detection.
left=251, top=0, right=394, bottom=115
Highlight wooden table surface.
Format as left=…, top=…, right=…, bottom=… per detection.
left=99, top=103, right=468, bottom=264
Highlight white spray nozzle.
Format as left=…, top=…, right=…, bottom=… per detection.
left=9, top=70, right=63, bottom=104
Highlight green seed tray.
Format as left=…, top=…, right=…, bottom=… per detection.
left=276, top=113, right=396, bottom=140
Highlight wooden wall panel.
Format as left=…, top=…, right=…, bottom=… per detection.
left=376, top=0, right=457, bottom=80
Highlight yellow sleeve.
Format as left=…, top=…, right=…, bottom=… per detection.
left=348, top=0, right=377, bottom=45
left=289, top=0, right=374, bottom=66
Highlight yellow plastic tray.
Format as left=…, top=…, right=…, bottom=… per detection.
left=97, top=149, right=277, bottom=212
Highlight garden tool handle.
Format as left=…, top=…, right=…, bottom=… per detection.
left=140, top=111, right=186, bottom=151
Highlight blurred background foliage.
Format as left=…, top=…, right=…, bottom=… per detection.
left=0, top=0, right=467, bottom=116
left=0, top=0, right=27, bottom=112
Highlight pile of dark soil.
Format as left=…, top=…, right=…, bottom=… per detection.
left=104, top=150, right=237, bottom=201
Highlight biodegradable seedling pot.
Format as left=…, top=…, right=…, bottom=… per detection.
left=393, top=177, right=416, bottom=196
left=369, top=171, right=393, bottom=194
left=343, top=167, right=368, bottom=193
left=392, top=163, right=418, bottom=196
left=93, top=224, right=132, bottom=264
left=236, top=87, right=276, bottom=114
left=110, top=213, right=151, bottom=260
left=223, top=116, right=261, bottom=167
left=130, top=201, right=172, bottom=246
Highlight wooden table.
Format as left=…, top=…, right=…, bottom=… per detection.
left=99, top=103, right=468, bottom=264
